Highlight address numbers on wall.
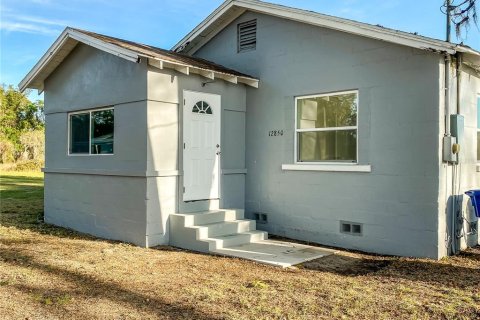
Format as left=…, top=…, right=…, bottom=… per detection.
left=268, top=130, right=284, bottom=137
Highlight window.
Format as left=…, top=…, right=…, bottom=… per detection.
left=477, top=96, right=480, bottom=161
left=69, top=108, right=114, bottom=155
left=295, top=91, right=358, bottom=163
left=192, top=101, right=212, bottom=114
left=237, top=19, right=257, bottom=52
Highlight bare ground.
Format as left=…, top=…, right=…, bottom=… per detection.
left=1, top=171, right=480, bottom=319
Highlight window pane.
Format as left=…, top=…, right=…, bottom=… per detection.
left=477, top=131, right=480, bottom=161
left=297, top=93, right=357, bottom=129
left=91, top=109, right=114, bottom=154
left=70, top=113, right=90, bottom=154
left=298, top=130, right=357, bottom=162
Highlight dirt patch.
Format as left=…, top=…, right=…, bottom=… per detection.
left=302, top=253, right=393, bottom=275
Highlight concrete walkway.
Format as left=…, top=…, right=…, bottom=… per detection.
left=212, top=239, right=336, bottom=267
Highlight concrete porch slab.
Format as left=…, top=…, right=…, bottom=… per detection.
left=212, top=239, right=337, bottom=267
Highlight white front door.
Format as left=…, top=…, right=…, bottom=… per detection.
left=183, top=91, right=221, bottom=201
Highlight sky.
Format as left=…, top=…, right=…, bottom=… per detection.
left=1, top=0, right=479, bottom=101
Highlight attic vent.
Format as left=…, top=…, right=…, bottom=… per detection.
left=237, top=19, right=257, bottom=52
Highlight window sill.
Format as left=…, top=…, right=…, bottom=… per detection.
left=282, top=164, right=372, bottom=173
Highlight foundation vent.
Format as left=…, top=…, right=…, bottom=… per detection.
left=254, top=212, right=268, bottom=224
left=340, top=221, right=363, bottom=236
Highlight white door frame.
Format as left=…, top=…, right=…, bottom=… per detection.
left=182, top=90, right=221, bottom=202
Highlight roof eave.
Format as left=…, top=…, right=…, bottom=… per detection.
left=19, top=27, right=140, bottom=93
left=173, top=0, right=471, bottom=56
left=20, top=25, right=259, bottom=92
left=173, top=0, right=236, bottom=53
left=19, top=28, right=70, bottom=92
left=147, top=57, right=259, bottom=88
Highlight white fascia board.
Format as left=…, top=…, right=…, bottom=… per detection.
left=173, top=0, right=235, bottom=52
left=175, top=0, right=461, bottom=56
left=19, top=28, right=71, bottom=92
left=19, top=27, right=140, bottom=92
left=155, top=58, right=258, bottom=87
left=183, top=8, right=246, bottom=55
left=458, top=48, right=480, bottom=69
left=238, top=77, right=258, bottom=88
left=68, top=29, right=139, bottom=62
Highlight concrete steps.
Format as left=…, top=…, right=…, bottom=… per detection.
left=169, top=209, right=268, bottom=252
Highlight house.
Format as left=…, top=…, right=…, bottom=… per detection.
left=20, top=0, right=480, bottom=260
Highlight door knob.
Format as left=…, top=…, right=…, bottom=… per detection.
left=216, top=151, right=221, bottom=155
left=216, top=144, right=220, bottom=148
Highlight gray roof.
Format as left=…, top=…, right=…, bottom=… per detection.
left=72, top=28, right=255, bottom=79
left=19, top=27, right=259, bottom=92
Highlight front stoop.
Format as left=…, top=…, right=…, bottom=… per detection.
left=169, top=209, right=268, bottom=253
left=169, top=209, right=335, bottom=267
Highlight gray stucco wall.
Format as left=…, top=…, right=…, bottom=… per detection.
left=43, top=44, right=150, bottom=246
left=44, top=173, right=148, bottom=246
left=145, top=66, right=247, bottom=245
left=44, top=44, right=148, bottom=173
left=42, top=42, right=249, bottom=247
left=195, top=12, right=444, bottom=258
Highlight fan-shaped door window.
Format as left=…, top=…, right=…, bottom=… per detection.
left=192, top=101, right=213, bottom=115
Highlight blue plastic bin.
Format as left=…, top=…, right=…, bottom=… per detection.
left=465, top=190, right=480, bottom=218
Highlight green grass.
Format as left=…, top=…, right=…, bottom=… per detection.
left=0, top=171, right=84, bottom=238
left=0, top=171, right=44, bottom=228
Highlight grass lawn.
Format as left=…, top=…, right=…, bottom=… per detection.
left=1, top=171, right=480, bottom=319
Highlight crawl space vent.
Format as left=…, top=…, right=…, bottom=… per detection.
left=254, top=212, right=268, bottom=224
left=237, top=20, right=257, bottom=52
left=340, top=221, right=363, bottom=236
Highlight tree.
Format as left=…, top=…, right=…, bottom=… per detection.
left=19, top=130, right=45, bottom=161
left=0, top=85, right=45, bottom=162
left=442, top=0, right=478, bottom=40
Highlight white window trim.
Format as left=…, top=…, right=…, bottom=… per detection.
left=67, top=106, right=114, bottom=156
left=293, top=89, right=359, bottom=165
left=282, top=163, right=371, bottom=172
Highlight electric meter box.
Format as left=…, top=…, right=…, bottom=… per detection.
left=443, top=136, right=457, bottom=163
left=450, top=114, right=464, bottom=144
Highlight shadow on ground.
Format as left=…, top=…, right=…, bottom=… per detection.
left=1, top=246, right=220, bottom=320
left=2, top=171, right=480, bottom=295
left=301, top=247, right=480, bottom=291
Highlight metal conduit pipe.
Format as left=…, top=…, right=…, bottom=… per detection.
left=445, top=54, right=451, bottom=137
left=450, top=52, right=463, bottom=255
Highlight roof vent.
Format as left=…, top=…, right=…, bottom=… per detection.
left=237, top=19, right=257, bottom=53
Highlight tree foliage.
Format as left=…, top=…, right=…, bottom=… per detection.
left=0, top=85, right=45, bottom=163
